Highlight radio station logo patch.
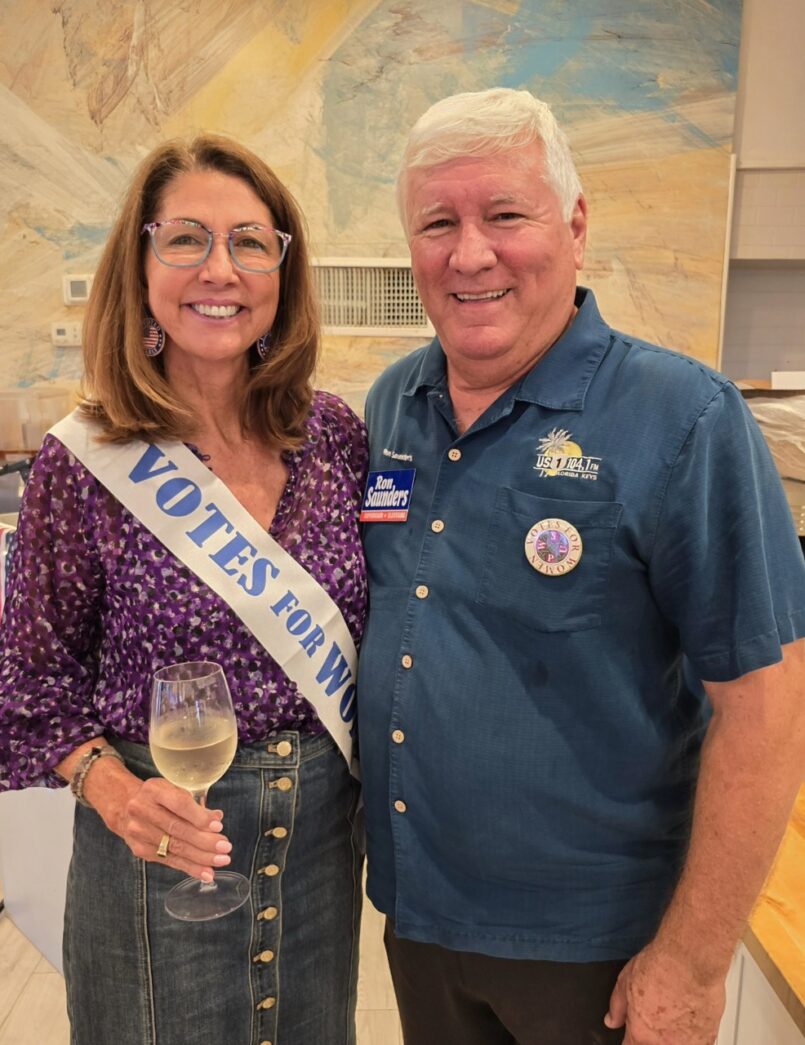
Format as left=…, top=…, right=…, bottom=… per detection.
left=534, top=428, right=601, bottom=481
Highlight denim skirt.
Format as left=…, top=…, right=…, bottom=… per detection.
left=63, top=732, right=363, bottom=1045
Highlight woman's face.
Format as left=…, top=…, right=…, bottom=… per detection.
left=144, top=169, right=281, bottom=371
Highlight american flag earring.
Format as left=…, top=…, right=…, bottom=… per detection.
left=256, top=329, right=272, bottom=360
left=143, top=316, right=165, bottom=357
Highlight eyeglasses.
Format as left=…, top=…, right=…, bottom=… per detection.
left=141, top=219, right=292, bottom=273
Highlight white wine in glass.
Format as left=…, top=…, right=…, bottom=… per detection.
left=150, top=661, right=250, bottom=921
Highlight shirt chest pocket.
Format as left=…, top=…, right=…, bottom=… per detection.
left=475, top=488, right=623, bottom=633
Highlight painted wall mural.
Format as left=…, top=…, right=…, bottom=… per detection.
left=1, top=0, right=741, bottom=418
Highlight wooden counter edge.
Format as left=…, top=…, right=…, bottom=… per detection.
left=743, top=925, right=805, bottom=1035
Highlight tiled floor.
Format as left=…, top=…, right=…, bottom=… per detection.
left=0, top=889, right=402, bottom=1045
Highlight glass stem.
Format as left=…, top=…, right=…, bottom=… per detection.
left=191, top=789, right=217, bottom=892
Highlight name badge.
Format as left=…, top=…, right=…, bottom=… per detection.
left=360, top=469, right=416, bottom=523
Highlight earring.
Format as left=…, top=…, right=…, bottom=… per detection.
left=256, top=329, right=272, bottom=360
left=143, top=316, right=165, bottom=357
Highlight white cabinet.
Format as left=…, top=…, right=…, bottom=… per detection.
left=718, top=943, right=804, bottom=1045
left=0, top=786, right=75, bottom=973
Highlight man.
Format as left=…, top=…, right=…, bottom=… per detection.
left=357, top=87, right=805, bottom=1045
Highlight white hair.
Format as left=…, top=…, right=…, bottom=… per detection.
left=397, top=87, right=583, bottom=230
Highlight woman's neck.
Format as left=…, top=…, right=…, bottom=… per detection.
left=165, top=355, right=251, bottom=444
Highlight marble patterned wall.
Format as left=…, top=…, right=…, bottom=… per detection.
left=1, top=0, right=741, bottom=410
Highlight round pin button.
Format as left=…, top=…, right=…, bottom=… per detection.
left=275, top=740, right=292, bottom=757
left=524, top=518, right=583, bottom=576
left=275, top=776, right=293, bottom=792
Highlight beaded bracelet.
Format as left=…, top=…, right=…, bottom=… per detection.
left=69, top=745, right=125, bottom=808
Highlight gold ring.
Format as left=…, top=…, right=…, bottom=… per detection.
left=156, top=833, right=170, bottom=858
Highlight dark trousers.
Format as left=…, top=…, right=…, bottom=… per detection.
left=384, top=919, right=627, bottom=1045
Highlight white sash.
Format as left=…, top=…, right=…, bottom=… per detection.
left=50, top=410, right=359, bottom=776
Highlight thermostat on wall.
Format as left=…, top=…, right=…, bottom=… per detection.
left=51, top=321, right=82, bottom=347
left=62, top=274, right=94, bottom=305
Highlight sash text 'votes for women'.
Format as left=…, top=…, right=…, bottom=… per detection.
left=129, top=443, right=357, bottom=731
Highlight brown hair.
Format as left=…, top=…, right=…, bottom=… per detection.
left=79, top=134, right=318, bottom=448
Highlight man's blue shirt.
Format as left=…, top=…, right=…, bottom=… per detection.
left=358, top=288, right=805, bottom=961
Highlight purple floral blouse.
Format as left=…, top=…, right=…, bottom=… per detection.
left=0, top=391, right=368, bottom=790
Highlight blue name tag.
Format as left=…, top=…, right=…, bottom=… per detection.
left=360, top=469, right=416, bottom=523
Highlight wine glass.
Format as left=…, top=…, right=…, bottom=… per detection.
left=149, top=661, right=250, bottom=921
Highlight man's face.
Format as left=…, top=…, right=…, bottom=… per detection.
left=404, top=144, right=587, bottom=375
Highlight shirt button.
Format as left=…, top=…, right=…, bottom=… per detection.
left=257, top=996, right=276, bottom=1010
left=394, top=799, right=407, bottom=813
left=261, top=864, right=280, bottom=877
left=415, top=584, right=429, bottom=599
left=252, top=949, right=275, bottom=963
left=391, top=729, right=405, bottom=744
left=260, top=1041, right=273, bottom=1045
left=448, top=448, right=462, bottom=461
left=257, top=906, right=278, bottom=921
left=274, top=776, right=293, bottom=792
left=401, top=654, right=413, bottom=669
left=431, top=519, right=445, bottom=533
left=265, top=826, right=288, bottom=839
left=275, top=740, right=292, bottom=757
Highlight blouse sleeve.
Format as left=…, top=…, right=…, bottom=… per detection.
left=0, top=437, right=106, bottom=790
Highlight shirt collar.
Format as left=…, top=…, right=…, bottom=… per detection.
left=401, top=337, right=448, bottom=397
left=402, top=287, right=611, bottom=413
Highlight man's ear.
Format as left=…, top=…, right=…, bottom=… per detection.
left=570, top=194, right=587, bottom=271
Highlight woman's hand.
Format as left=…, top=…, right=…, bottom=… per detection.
left=111, top=773, right=233, bottom=883
left=58, top=741, right=233, bottom=882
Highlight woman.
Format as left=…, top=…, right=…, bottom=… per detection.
left=0, top=135, right=367, bottom=1045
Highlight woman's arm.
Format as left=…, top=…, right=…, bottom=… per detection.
left=1, top=438, right=106, bottom=787
left=1, top=438, right=232, bottom=879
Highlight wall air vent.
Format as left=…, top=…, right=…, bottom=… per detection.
left=312, top=258, right=432, bottom=337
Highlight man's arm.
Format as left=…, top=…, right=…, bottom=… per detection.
left=606, top=637, right=805, bottom=1045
